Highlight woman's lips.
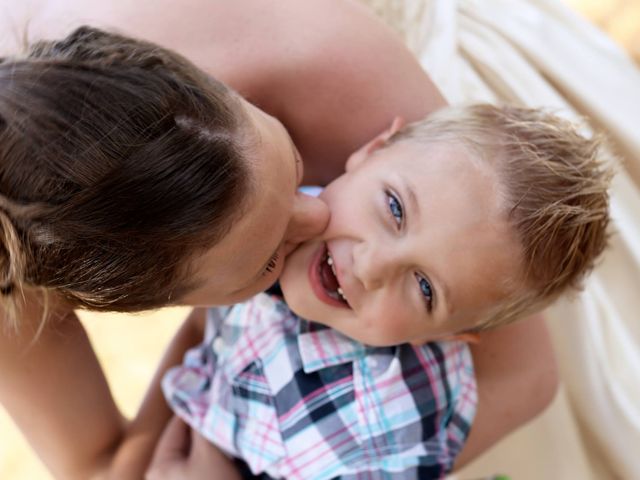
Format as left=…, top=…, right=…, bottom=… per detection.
left=308, top=243, right=350, bottom=309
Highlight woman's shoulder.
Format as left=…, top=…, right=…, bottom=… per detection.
left=216, top=0, right=445, bottom=180
left=11, top=0, right=444, bottom=181
left=8, top=1, right=403, bottom=88
left=194, top=0, right=416, bottom=93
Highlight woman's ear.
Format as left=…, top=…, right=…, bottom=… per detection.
left=345, top=117, right=405, bottom=172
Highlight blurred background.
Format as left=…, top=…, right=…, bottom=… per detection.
left=566, top=0, right=639, bottom=62
left=1, top=1, right=638, bottom=479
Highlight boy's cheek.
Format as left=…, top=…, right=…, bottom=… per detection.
left=356, top=307, right=415, bottom=346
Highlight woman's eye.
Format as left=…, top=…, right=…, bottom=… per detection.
left=262, top=252, right=280, bottom=276
left=386, top=191, right=404, bottom=228
left=415, top=273, right=433, bottom=312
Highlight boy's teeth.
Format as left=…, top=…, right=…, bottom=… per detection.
left=336, top=287, right=348, bottom=303
left=325, top=250, right=346, bottom=303
left=326, top=253, right=337, bottom=275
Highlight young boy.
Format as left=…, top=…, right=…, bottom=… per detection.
left=162, top=104, right=611, bottom=479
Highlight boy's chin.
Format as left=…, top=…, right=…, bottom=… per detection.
left=279, top=282, right=305, bottom=315
left=280, top=287, right=326, bottom=324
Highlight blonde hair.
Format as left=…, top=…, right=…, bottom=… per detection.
left=387, top=104, right=613, bottom=330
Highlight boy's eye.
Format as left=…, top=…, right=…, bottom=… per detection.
left=386, top=190, right=404, bottom=228
left=414, top=273, right=433, bottom=312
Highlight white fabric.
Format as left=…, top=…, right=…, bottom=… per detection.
left=380, top=1, right=640, bottom=477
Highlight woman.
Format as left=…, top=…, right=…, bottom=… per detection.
left=0, top=1, right=558, bottom=479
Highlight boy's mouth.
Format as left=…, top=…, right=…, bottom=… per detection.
left=309, top=243, right=351, bottom=308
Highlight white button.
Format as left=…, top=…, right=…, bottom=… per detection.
left=369, top=357, right=378, bottom=369
left=212, top=336, right=225, bottom=355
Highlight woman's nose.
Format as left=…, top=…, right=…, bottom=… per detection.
left=284, top=192, right=330, bottom=250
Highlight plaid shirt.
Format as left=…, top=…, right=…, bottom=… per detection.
left=163, top=294, right=477, bottom=479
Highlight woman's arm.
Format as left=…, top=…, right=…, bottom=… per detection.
left=106, top=308, right=206, bottom=479
left=454, top=313, right=559, bottom=469
left=0, top=291, right=204, bottom=480
left=0, top=291, right=125, bottom=480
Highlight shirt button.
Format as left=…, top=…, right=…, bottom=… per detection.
left=212, top=336, right=225, bottom=355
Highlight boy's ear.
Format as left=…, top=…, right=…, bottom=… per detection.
left=345, top=117, right=405, bottom=172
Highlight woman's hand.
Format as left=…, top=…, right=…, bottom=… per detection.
left=146, top=416, right=242, bottom=480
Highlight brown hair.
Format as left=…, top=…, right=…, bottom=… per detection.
left=0, top=26, right=251, bottom=326
left=387, top=104, right=613, bottom=329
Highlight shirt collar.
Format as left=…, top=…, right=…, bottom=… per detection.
left=297, top=320, right=367, bottom=373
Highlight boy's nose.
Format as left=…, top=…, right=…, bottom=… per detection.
left=352, top=242, right=396, bottom=290
left=283, top=192, right=330, bottom=254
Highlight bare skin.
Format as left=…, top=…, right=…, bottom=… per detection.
left=0, top=1, right=558, bottom=479
left=2, top=0, right=443, bottom=185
